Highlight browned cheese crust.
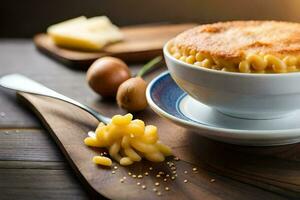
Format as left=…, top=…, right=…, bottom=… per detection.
left=173, top=21, right=300, bottom=61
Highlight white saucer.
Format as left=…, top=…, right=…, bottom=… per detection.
left=146, top=71, right=300, bottom=146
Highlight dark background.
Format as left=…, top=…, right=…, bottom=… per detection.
left=1, top=0, right=300, bottom=38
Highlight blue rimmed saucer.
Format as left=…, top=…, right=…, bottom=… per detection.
left=146, top=71, right=300, bottom=146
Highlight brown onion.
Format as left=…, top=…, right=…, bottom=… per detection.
left=86, top=57, right=131, bottom=97
left=116, top=77, right=148, bottom=112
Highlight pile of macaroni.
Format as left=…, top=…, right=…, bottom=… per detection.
left=84, top=114, right=172, bottom=166
left=169, top=44, right=300, bottom=73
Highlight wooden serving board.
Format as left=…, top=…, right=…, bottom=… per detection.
left=16, top=92, right=300, bottom=199
left=34, top=24, right=196, bottom=69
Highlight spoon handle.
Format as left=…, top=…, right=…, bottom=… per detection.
left=0, top=74, right=110, bottom=124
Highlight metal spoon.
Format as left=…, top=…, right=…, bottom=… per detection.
left=0, top=74, right=111, bottom=124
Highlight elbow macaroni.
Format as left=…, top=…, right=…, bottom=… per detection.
left=169, top=44, right=300, bottom=73
left=84, top=113, right=172, bottom=166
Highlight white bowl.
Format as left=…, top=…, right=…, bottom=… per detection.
left=163, top=40, right=300, bottom=119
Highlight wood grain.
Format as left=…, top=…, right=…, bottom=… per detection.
left=0, top=168, right=89, bottom=200
left=0, top=129, right=90, bottom=200
left=34, top=24, right=196, bottom=68
left=17, top=93, right=289, bottom=200
left=0, top=129, right=63, bottom=161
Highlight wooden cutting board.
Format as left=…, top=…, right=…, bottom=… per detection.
left=34, top=24, right=196, bottom=69
left=16, top=92, right=300, bottom=199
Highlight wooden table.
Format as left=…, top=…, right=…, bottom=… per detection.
left=0, top=39, right=297, bottom=200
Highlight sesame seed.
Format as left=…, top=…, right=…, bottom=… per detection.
left=158, top=171, right=164, bottom=175
left=138, top=175, right=143, bottom=179
left=184, top=171, right=188, bottom=174
left=175, top=174, right=178, bottom=177
left=184, top=179, right=188, bottom=183
left=163, top=178, right=167, bottom=182
left=165, top=187, right=170, bottom=191
left=156, top=174, right=161, bottom=178
left=114, top=166, right=118, bottom=170
left=120, top=179, right=124, bottom=183
left=100, top=153, right=103, bottom=156
left=192, top=167, right=197, bottom=171
left=112, top=171, right=116, bottom=174
left=171, top=176, right=176, bottom=180
left=0, top=112, right=5, bottom=117
left=210, top=179, right=216, bottom=183
left=171, top=167, right=176, bottom=170
left=172, top=171, right=177, bottom=174
left=149, top=167, right=153, bottom=170
left=137, top=182, right=141, bottom=186
left=166, top=174, right=170, bottom=177
left=167, top=162, right=170, bottom=165
left=157, top=192, right=162, bottom=196
left=141, top=185, right=147, bottom=189
left=132, top=175, right=137, bottom=178
left=123, top=176, right=127, bottom=180
left=153, top=188, right=157, bottom=192
left=128, top=172, right=132, bottom=176
left=144, top=172, right=149, bottom=176
left=155, top=182, right=160, bottom=186
left=174, top=157, right=180, bottom=161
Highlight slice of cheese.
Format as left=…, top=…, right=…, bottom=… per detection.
left=47, top=16, right=123, bottom=51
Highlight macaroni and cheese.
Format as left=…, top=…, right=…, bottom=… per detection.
left=170, top=21, right=300, bottom=73
left=84, top=113, right=172, bottom=166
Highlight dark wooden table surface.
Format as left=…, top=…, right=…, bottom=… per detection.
left=0, top=39, right=297, bottom=200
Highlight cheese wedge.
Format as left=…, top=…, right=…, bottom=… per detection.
left=47, top=16, right=123, bottom=51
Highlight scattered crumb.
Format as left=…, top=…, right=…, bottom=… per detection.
left=174, top=157, right=180, bottom=161
left=137, top=175, right=143, bottom=179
